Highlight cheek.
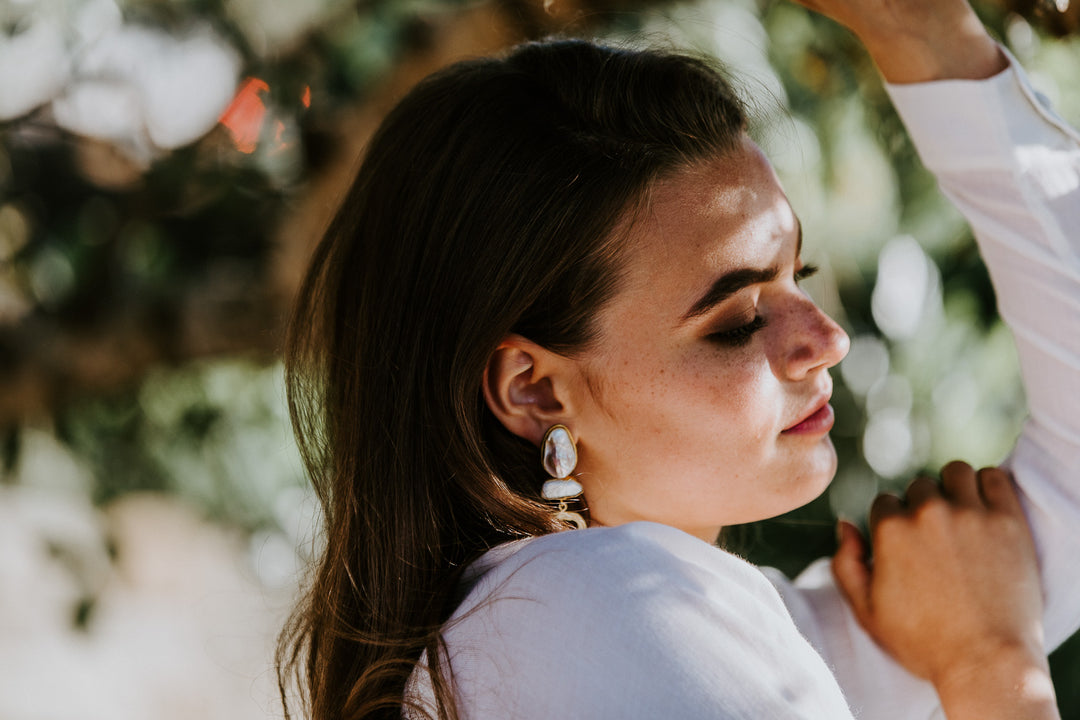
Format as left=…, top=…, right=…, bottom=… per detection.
left=596, top=351, right=779, bottom=476
left=684, top=347, right=777, bottom=430
left=583, top=335, right=781, bottom=455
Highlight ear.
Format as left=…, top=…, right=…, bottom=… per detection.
left=482, top=334, right=577, bottom=446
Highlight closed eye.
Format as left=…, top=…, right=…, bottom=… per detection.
left=795, top=264, right=819, bottom=282
left=706, top=265, right=816, bottom=348
left=707, top=315, right=768, bottom=347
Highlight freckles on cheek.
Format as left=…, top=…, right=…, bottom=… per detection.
left=716, top=362, right=775, bottom=439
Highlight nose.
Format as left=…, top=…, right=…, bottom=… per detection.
left=774, top=297, right=850, bottom=381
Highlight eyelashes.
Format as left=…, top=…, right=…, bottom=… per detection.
left=708, top=315, right=768, bottom=347
left=795, top=263, right=819, bottom=282
left=707, top=264, right=819, bottom=347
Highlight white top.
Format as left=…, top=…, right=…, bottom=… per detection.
left=408, top=56, right=1080, bottom=719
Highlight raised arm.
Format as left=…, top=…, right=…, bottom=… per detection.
left=768, top=0, right=1080, bottom=717
left=794, top=0, right=1007, bottom=83
left=880, top=22, right=1080, bottom=656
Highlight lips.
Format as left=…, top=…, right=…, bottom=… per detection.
left=782, top=397, right=835, bottom=435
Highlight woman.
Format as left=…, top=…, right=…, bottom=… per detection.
left=278, top=0, right=1080, bottom=717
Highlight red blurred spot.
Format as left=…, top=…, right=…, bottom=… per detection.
left=302, top=86, right=311, bottom=109
left=220, top=78, right=269, bottom=154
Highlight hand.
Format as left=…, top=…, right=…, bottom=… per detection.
left=832, top=462, right=1059, bottom=719
left=788, top=0, right=1007, bottom=83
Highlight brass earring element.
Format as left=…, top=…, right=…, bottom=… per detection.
left=540, top=424, right=587, bottom=530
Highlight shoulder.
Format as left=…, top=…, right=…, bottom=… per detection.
left=438, top=523, right=852, bottom=719
left=456, top=521, right=780, bottom=621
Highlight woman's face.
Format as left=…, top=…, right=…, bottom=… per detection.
left=570, top=137, right=850, bottom=542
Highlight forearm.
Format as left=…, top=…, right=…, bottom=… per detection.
left=876, top=25, right=1079, bottom=716
left=780, top=1, right=1080, bottom=714
left=885, top=56, right=1080, bottom=650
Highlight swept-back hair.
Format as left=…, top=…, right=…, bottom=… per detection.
left=279, top=38, right=746, bottom=720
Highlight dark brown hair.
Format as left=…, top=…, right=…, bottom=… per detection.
left=279, top=39, right=746, bottom=720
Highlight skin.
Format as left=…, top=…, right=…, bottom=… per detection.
left=487, top=140, right=849, bottom=543
left=834, top=464, right=1054, bottom=719
left=793, top=0, right=1008, bottom=84
left=568, top=140, right=848, bottom=540
left=485, top=0, right=1055, bottom=716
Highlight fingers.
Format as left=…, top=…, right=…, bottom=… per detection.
left=832, top=519, right=872, bottom=625
left=977, top=466, right=1023, bottom=515
left=939, top=460, right=1023, bottom=515
left=868, top=480, right=937, bottom=545
left=904, top=476, right=940, bottom=509
left=869, top=492, right=903, bottom=532
left=942, top=461, right=981, bottom=507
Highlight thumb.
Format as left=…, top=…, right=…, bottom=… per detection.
left=832, top=519, right=872, bottom=626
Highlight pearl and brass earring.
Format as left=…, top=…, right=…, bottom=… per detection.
left=540, top=424, right=587, bottom=530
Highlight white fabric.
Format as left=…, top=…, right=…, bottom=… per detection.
left=410, top=522, right=856, bottom=718
left=409, top=56, right=1080, bottom=719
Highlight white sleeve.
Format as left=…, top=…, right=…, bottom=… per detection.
left=767, top=53, right=1080, bottom=720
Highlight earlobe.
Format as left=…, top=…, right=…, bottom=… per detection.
left=482, top=335, right=572, bottom=446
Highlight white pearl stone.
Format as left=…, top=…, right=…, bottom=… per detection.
left=542, top=425, right=577, bottom=479
left=541, top=478, right=584, bottom=500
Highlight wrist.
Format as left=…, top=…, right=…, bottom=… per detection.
left=933, top=645, right=1059, bottom=720
left=859, top=21, right=1007, bottom=84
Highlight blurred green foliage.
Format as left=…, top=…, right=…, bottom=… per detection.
left=55, top=359, right=304, bottom=528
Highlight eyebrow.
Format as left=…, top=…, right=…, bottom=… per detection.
left=679, top=219, right=803, bottom=324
